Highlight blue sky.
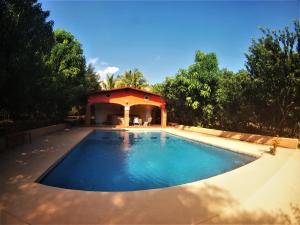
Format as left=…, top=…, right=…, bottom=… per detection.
left=40, top=1, right=298, bottom=84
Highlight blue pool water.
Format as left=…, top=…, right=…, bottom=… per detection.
left=39, top=130, right=255, bottom=192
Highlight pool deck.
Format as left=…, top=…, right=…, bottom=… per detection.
left=0, top=127, right=299, bottom=224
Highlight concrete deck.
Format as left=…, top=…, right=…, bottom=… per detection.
left=0, top=127, right=299, bottom=224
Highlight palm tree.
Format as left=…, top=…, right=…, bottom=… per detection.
left=100, top=74, right=117, bottom=90
left=117, top=69, right=147, bottom=88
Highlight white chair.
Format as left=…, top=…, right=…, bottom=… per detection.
left=133, top=117, right=140, bottom=125
left=144, top=117, right=152, bottom=126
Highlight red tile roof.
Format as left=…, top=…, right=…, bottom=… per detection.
left=91, top=86, right=162, bottom=97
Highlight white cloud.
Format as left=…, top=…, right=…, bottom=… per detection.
left=87, top=57, right=119, bottom=80
left=97, top=66, right=120, bottom=80
left=87, top=57, right=99, bottom=66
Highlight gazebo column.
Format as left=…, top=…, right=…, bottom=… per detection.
left=161, top=105, right=167, bottom=127
left=85, top=103, right=91, bottom=125
left=124, top=105, right=130, bottom=127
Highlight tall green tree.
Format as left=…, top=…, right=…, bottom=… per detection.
left=0, top=0, right=54, bottom=119
left=157, top=51, right=221, bottom=126
left=46, top=29, right=86, bottom=118
left=245, top=21, right=300, bottom=135
left=117, top=69, right=147, bottom=88
left=216, top=69, right=255, bottom=131
left=184, top=51, right=220, bottom=126
left=155, top=75, right=189, bottom=124
left=85, top=64, right=100, bottom=94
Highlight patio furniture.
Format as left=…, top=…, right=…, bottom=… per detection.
left=143, top=117, right=152, bottom=126
left=112, top=115, right=124, bottom=125
left=104, top=114, right=124, bottom=125
left=133, top=117, right=141, bottom=125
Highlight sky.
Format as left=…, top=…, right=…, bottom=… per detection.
left=40, top=0, right=298, bottom=84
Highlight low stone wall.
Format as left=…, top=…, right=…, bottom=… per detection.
left=175, top=125, right=299, bottom=149
left=0, top=123, right=67, bottom=150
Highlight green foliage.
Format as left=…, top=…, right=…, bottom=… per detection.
left=45, top=29, right=88, bottom=119
left=48, top=29, right=86, bottom=79
left=0, top=0, right=54, bottom=120
left=117, top=69, right=147, bottom=88
left=157, top=51, right=220, bottom=127
left=150, top=83, right=164, bottom=94
left=156, top=22, right=300, bottom=137
left=216, top=69, right=255, bottom=131
left=99, top=68, right=148, bottom=90
left=85, top=64, right=100, bottom=94
left=0, top=1, right=100, bottom=133
left=245, top=21, right=300, bottom=135
left=101, top=74, right=118, bottom=90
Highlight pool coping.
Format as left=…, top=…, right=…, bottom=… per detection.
left=164, top=128, right=265, bottom=158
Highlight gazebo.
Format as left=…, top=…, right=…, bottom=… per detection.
left=85, top=87, right=167, bottom=127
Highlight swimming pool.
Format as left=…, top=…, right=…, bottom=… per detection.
left=38, top=130, right=256, bottom=192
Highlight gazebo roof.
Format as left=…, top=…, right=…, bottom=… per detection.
left=91, top=87, right=163, bottom=97
left=88, top=86, right=165, bottom=107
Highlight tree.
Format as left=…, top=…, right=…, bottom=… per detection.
left=85, top=64, right=100, bottom=94
left=117, top=69, right=147, bottom=88
left=157, top=51, right=221, bottom=126
left=46, top=29, right=87, bottom=118
left=155, top=23, right=300, bottom=137
left=245, top=21, right=300, bottom=135
left=216, top=69, right=255, bottom=131
left=158, top=75, right=190, bottom=124
left=0, top=0, right=54, bottom=120
left=150, top=83, right=164, bottom=94
left=184, top=51, right=220, bottom=126
left=100, top=74, right=117, bottom=90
